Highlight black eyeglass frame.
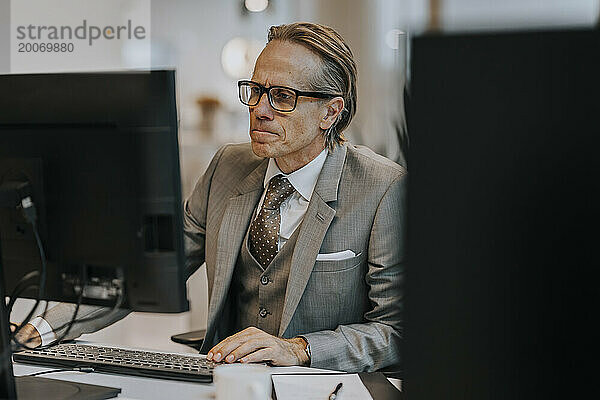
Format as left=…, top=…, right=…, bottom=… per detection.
left=237, top=80, right=341, bottom=112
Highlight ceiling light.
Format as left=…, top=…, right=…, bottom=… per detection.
left=221, top=37, right=263, bottom=79
left=245, top=0, right=268, bottom=13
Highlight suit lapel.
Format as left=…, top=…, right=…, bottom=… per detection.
left=279, top=144, right=347, bottom=335
left=206, top=159, right=268, bottom=336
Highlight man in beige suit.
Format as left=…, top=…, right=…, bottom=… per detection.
left=20, top=22, right=405, bottom=372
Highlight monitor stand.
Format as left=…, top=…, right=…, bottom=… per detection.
left=14, top=376, right=121, bottom=400
left=1, top=242, right=120, bottom=399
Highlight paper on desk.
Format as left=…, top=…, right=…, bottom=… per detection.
left=272, top=374, right=373, bottom=400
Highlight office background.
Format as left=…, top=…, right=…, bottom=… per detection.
left=7, top=0, right=599, bottom=353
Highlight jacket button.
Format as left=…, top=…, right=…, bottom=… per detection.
left=260, top=276, right=269, bottom=285
left=259, top=308, right=268, bottom=318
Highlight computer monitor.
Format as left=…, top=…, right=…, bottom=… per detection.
left=0, top=70, right=189, bottom=397
left=405, top=29, right=599, bottom=399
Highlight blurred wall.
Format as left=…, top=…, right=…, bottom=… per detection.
left=441, top=0, right=598, bottom=32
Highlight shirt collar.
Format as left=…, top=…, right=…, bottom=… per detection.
left=263, top=148, right=328, bottom=201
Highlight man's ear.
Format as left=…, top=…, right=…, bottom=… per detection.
left=319, top=97, right=344, bottom=130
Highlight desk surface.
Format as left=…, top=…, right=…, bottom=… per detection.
left=12, top=342, right=401, bottom=399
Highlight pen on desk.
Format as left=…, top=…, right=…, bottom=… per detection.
left=328, top=382, right=343, bottom=400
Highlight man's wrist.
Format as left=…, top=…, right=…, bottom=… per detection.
left=287, top=337, right=310, bottom=366
left=29, top=316, right=56, bottom=347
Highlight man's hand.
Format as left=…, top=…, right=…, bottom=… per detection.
left=13, top=323, right=42, bottom=348
left=206, top=327, right=309, bottom=366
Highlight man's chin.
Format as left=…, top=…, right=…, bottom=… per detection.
left=250, top=140, right=278, bottom=158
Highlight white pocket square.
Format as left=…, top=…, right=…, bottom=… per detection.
left=316, top=250, right=358, bottom=261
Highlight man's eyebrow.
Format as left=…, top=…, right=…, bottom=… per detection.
left=250, top=75, right=313, bottom=91
left=251, top=80, right=296, bottom=89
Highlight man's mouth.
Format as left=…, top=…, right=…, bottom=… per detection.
left=250, top=129, right=279, bottom=142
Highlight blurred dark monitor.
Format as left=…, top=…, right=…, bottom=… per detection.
left=0, top=70, right=188, bottom=313
left=406, top=29, right=599, bottom=399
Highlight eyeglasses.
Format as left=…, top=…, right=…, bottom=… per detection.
left=238, top=80, right=340, bottom=112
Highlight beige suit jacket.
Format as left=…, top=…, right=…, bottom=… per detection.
left=184, top=142, right=406, bottom=372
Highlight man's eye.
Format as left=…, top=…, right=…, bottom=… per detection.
left=275, top=92, right=292, bottom=100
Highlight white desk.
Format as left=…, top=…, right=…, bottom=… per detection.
left=12, top=342, right=401, bottom=399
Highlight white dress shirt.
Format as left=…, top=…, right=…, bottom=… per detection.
left=29, top=315, right=57, bottom=346
left=254, top=148, right=328, bottom=250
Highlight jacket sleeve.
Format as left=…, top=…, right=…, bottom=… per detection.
left=40, top=303, right=130, bottom=342
left=301, top=173, right=406, bottom=372
left=182, top=144, right=227, bottom=280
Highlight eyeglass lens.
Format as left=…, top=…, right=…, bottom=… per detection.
left=239, top=82, right=297, bottom=111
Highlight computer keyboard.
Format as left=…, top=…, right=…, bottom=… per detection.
left=13, top=343, right=216, bottom=383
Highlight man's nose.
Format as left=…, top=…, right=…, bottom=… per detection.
left=251, top=92, right=274, bottom=120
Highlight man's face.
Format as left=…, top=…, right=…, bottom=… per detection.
left=248, top=40, right=327, bottom=165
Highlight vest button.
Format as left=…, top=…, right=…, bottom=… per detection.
left=259, top=308, right=268, bottom=318
left=260, top=276, right=269, bottom=285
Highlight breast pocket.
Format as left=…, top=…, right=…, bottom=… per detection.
left=296, top=252, right=369, bottom=332
left=312, top=251, right=366, bottom=273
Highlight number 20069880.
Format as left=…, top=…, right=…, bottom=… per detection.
left=18, top=42, right=74, bottom=52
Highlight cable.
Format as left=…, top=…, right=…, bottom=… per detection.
left=7, top=195, right=125, bottom=351
left=12, top=269, right=125, bottom=351
left=7, top=271, right=39, bottom=307
left=7, top=283, right=48, bottom=338
left=30, top=221, right=46, bottom=298
left=22, top=366, right=95, bottom=377
left=9, top=222, right=50, bottom=341
left=12, top=284, right=84, bottom=351
left=7, top=277, right=39, bottom=318
left=11, top=296, right=81, bottom=352
left=43, top=283, right=125, bottom=346
left=11, top=260, right=79, bottom=351
left=18, top=271, right=120, bottom=349
left=3, top=195, right=49, bottom=358
left=36, top=285, right=85, bottom=350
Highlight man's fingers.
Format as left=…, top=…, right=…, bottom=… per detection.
left=209, top=340, right=240, bottom=362
left=206, top=328, right=303, bottom=366
left=208, top=327, right=263, bottom=362
left=224, top=338, right=268, bottom=363
left=208, top=333, right=244, bottom=361
left=239, top=348, right=273, bottom=364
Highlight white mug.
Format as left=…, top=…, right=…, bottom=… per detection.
left=213, top=364, right=272, bottom=400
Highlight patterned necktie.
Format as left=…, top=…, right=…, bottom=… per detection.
left=249, top=175, right=295, bottom=267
